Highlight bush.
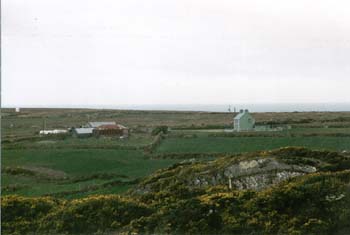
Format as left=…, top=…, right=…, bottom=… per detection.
left=1, top=195, right=58, bottom=235
left=1, top=195, right=152, bottom=235
left=151, top=126, right=169, bottom=136
left=40, top=195, right=152, bottom=234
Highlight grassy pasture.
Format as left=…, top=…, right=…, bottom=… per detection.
left=156, top=136, right=350, bottom=154
left=3, top=134, right=153, bottom=149
left=2, top=174, right=108, bottom=197
left=1, top=149, right=181, bottom=197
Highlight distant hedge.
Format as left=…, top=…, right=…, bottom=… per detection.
left=151, top=126, right=169, bottom=136
left=143, top=133, right=164, bottom=153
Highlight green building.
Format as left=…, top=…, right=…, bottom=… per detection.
left=233, top=109, right=255, bottom=132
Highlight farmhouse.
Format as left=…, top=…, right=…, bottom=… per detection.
left=93, top=124, right=129, bottom=138
left=234, top=109, right=255, bottom=132
left=71, top=121, right=129, bottom=138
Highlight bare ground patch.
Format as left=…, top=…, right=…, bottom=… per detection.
left=36, top=140, right=57, bottom=145
left=20, top=166, right=68, bottom=180
left=2, top=166, right=68, bottom=180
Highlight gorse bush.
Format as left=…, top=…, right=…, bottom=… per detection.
left=41, top=195, right=153, bottom=234
left=1, top=195, right=152, bottom=235
left=130, top=171, right=350, bottom=235
left=1, top=196, right=59, bottom=235
left=3, top=173, right=350, bottom=235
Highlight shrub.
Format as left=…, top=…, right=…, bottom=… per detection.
left=40, top=195, right=152, bottom=234
left=151, top=126, right=169, bottom=136
left=1, top=195, right=152, bottom=235
left=1, top=195, right=58, bottom=235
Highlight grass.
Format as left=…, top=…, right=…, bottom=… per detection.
left=289, top=127, right=350, bottom=134
left=156, top=136, right=350, bottom=154
left=3, top=134, right=154, bottom=150
left=2, top=149, right=181, bottom=197
left=2, top=149, right=180, bottom=177
left=1, top=174, right=108, bottom=197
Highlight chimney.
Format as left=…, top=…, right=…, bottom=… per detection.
left=245, top=109, right=249, bottom=113
left=240, top=109, right=244, bottom=113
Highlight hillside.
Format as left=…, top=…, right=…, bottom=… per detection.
left=3, top=147, right=350, bottom=235
left=134, top=147, right=350, bottom=194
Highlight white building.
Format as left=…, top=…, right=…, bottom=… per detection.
left=72, top=128, right=94, bottom=138
left=233, top=109, right=255, bottom=132
left=39, top=129, right=68, bottom=135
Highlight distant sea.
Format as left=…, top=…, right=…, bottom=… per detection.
left=5, top=103, right=350, bottom=113
left=113, top=103, right=350, bottom=113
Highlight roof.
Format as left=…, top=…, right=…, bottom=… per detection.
left=117, top=124, right=128, bottom=129
left=40, top=129, right=68, bottom=134
left=99, top=124, right=119, bottom=129
left=234, top=112, right=245, bottom=120
left=96, top=124, right=121, bottom=130
left=95, top=124, right=128, bottom=130
left=88, top=121, right=116, bottom=128
left=74, top=128, right=94, bottom=134
left=234, top=111, right=253, bottom=120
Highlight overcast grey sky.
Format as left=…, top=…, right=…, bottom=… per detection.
left=2, top=0, right=350, bottom=107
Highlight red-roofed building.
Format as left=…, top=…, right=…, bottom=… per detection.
left=93, top=124, right=129, bottom=138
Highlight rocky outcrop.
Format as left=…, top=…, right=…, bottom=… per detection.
left=134, top=147, right=349, bottom=194
left=188, top=158, right=317, bottom=190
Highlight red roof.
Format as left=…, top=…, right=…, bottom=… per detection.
left=96, top=124, right=128, bottom=130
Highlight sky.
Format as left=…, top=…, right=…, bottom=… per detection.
left=2, top=0, right=350, bottom=108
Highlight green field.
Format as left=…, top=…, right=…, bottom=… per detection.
left=156, top=136, right=350, bottom=154
left=2, top=149, right=180, bottom=197
left=3, top=133, right=154, bottom=149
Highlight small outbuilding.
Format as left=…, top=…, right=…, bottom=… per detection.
left=72, top=128, right=94, bottom=138
left=40, top=129, right=68, bottom=135
left=233, top=109, right=255, bottom=132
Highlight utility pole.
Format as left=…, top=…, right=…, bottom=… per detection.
left=43, top=117, right=47, bottom=131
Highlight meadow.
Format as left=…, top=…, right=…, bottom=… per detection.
left=2, top=149, right=180, bottom=198
left=156, top=136, right=350, bottom=154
